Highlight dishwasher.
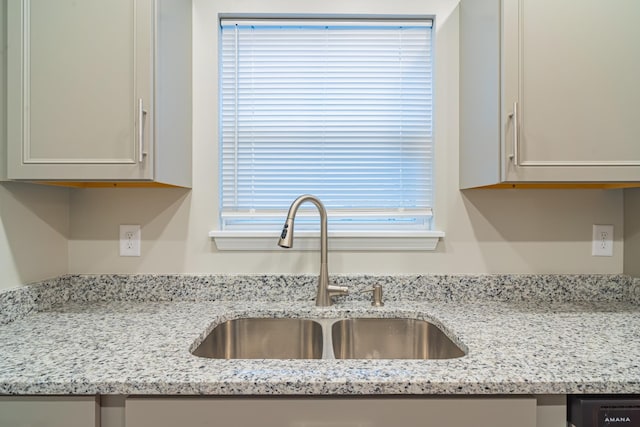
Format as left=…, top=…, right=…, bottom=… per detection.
left=569, top=395, right=640, bottom=427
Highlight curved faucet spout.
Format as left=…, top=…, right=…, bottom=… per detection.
left=278, top=194, right=348, bottom=307
left=278, top=194, right=327, bottom=258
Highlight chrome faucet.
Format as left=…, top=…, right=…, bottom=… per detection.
left=278, top=194, right=348, bottom=307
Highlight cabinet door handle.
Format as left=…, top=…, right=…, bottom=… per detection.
left=508, top=102, right=519, bottom=166
left=138, top=98, right=148, bottom=163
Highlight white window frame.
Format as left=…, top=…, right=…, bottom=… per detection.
left=210, top=16, right=444, bottom=251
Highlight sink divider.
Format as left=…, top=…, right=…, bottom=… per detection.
left=317, top=318, right=339, bottom=360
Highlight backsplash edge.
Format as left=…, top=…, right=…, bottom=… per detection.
left=0, top=273, right=637, bottom=325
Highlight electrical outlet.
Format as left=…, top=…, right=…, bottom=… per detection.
left=120, top=225, right=141, bottom=257
left=592, top=224, right=613, bottom=257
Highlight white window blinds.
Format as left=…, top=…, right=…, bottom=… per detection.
left=220, top=19, right=434, bottom=231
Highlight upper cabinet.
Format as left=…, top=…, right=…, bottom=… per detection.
left=460, top=0, right=640, bottom=189
left=6, top=0, right=192, bottom=187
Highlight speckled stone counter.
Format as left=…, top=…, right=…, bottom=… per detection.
left=1, top=274, right=639, bottom=395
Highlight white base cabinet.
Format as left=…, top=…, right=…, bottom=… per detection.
left=0, top=396, right=99, bottom=427
left=125, top=396, right=538, bottom=427
left=6, top=0, right=191, bottom=187
left=460, top=0, right=640, bottom=188
left=0, top=395, right=566, bottom=427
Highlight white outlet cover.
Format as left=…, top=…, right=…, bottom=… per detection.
left=592, top=224, right=613, bottom=257
left=120, top=224, right=141, bottom=257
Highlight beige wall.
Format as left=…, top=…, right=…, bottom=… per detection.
left=625, top=188, right=640, bottom=277
left=0, top=183, right=69, bottom=289
left=0, top=0, right=629, bottom=288
left=66, top=0, right=624, bottom=276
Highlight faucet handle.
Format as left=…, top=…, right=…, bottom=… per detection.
left=327, top=284, right=349, bottom=298
left=362, top=284, right=384, bottom=307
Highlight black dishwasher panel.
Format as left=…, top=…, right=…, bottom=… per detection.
left=569, top=395, right=640, bottom=427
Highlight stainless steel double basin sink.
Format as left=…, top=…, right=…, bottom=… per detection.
left=191, top=317, right=465, bottom=360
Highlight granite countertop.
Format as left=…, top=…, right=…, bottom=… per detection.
left=1, top=274, right=640, bottom=396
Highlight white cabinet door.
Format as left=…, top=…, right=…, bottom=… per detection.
left=126, top=397, right=537, bottom=427
left=7, top=0, right=153, bottom=181
left=6, top=0, right=191, bottom=187
left=460, top=0, right=640, bottom=188
left=0, top=396, right=99, bottom=427
left=504, top=0, right=640, bottom=182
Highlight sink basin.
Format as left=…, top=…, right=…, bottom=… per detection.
left=192, top=317, right=464, bottom=360
left=331, top=318, right=465, bottom=360
left=192, top=318, right=323, bottom=359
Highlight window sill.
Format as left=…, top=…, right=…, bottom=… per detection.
left=209, top=230, right=445, bottom=251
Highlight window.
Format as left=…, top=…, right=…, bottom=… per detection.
left=213, top=17, right=443, bottom=250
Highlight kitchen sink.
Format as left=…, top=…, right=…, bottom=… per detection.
left=331, top=318, right=465, bottom=360
left=192, top=317, right=464, bottom=360
left=191, top=318, right=323, bottom=359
